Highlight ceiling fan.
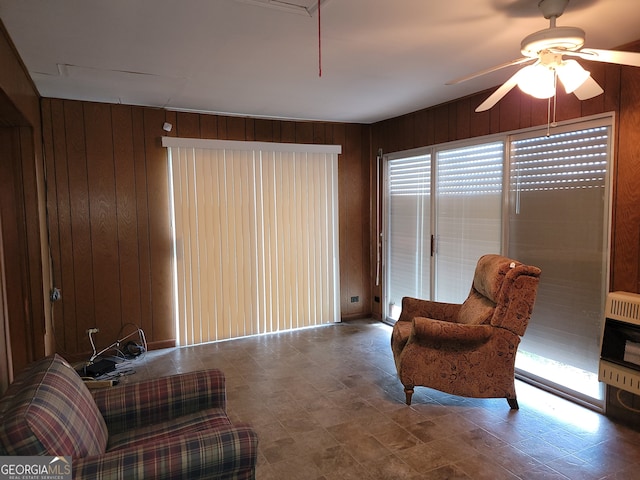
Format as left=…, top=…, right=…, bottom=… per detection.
left=448, top=0, right=640, bottom=112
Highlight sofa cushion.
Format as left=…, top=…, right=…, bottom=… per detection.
left=0, top=354, right=108, bottom=457
left=107, top=408, right=231, bottom=451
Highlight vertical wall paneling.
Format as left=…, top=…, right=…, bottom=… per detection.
left=333, top=123, right=349, bottom=314
left=469, top=96, right=491, bottom=138
left=85, top=102, right=122, bottom=345
left=41, top=100, right=64, bottom=349
left=455, top=98, right=470, bottom=140
left=254, top=119, right=273, bottom=142
left=64, top=101, right=94, bottom=352
left=433, top=104, right=450, bottom=145
left=295, top=122, right=313, bottom=144
left=0, top=128, right=30, bottom=371
left=199, top=114, right=218, bottom=140
left=613, top=65, right=640, bottom=292
left=142, top=108, right=174, bottom=343
left=360, top=125, right=372, bottom=313
left=112, top=105, right=141, bottom=333
left=344, top=123, right=363, bottom=316
left=18, top=126, right=45, bottom=359
left=280, top=121, right=296, bottom=143
left=176, top=112, right=200, bottom=138
left=131, top=106, right=154, bottom=340
left=47, top=100, right=75, bottom=352
left=226, top=116, right=246, bottom=140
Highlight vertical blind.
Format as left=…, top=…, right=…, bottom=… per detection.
left=163, top=137, right=341, bottom=346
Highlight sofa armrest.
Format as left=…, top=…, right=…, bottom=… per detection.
left=91, top=369, right=226, bottom=435
left=398, top=297, right=461, bottom=324
left=73, top=424, right=258, bottom=480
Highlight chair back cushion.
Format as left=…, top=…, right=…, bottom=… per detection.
left=472, top=254, right=520, bottom=303
left=457, top=290, right=495, bottom=325
left=0, top=354, right=108, bottom=457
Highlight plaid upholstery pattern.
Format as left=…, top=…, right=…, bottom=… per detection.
left=106, top=408, right=231, bottom=451
left=91, top=369, right=226, bottom=436
left=0, top=354, right=108, bottom=457
left=73, top=424, right=258, bottom=480
left=0, top=356, right=258, bottom=479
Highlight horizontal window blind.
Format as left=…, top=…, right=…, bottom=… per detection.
left=386, top=154, right=431, bottom=318
left=509, top=125, right=609, bottom=378
left=435, top=141, right=504, bottom=303
left=436, top=142, right=504, bottom=195
left=164, top=138, right=341, bottom=346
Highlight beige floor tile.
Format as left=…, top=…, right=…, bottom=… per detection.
left=121, top=319, right=640, bottom=480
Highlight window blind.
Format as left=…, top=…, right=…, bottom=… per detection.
left=164, top=138, right=341, bottom=345
left=385, top=154, right=431, bottom=319
left=509, top=124, right=610, bottom=379
left=434, top=141, right=504, bottom=303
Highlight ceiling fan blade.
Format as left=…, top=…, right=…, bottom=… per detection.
left=475, top=69, right=522, bottom=112
left=572, top=76, right=604, bottom=100
left=567, top=48, right=640, bottom=68
left=446, top=57, right=533, bottom=85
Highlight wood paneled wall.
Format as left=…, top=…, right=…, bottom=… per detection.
left=41, top=99, right=372, bottom=356
left=0, top=19, right=47, bottom=384
left=370, top=40, right=640, bottom=319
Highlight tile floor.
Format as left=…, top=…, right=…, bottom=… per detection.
left=120, top=319, right=640, bottom=479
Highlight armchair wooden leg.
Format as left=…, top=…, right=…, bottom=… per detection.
left=507, top=397, right=519, bottom=410
left=404, top=386, right=414, bottom=405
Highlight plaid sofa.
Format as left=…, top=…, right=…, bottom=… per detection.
left=0, top=354, right=258, bottom=479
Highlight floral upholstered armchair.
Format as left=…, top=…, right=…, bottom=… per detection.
left=391, top=254, right=541, bottom=409
left=0, top=354, right=258, bottom=479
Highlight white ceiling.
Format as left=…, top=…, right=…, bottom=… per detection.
left=1, top=0, right=639, bottom=124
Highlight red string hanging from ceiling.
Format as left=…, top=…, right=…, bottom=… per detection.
left=318, top=0, right=322, bottom=77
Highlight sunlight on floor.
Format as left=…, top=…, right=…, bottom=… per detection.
left=516, top=350, right=603, bottom=402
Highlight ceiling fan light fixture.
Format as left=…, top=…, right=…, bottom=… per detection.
left=556, top=59, right=590, bottom=94
left=517, top=64, right=556, bottom=99
left=520, top=26, right=585, bottom=58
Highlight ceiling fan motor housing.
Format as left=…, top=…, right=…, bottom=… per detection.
left=521, top=26, right=585, bottom=57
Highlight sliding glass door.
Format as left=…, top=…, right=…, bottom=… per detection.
left=384, top=153, right=431, bottom=320
left=508, top=122, right=611, bottom=402
left=384, top=140, right=503, bottom=317
left=383, top=115, right=612, bottom=405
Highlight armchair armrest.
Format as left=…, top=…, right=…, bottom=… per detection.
left=73, top=424, right=258, bottom=480
left=91, top=369, right=226, bottom=435
left=411, top=317, right=493, bottom=347
left=398, top=296, right=461, bottom=323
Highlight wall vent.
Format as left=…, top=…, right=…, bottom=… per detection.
left=606, top=291, right=640, bottom=326
left=599, top=362, right=640, bottom=394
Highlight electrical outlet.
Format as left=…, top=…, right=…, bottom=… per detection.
left=50, top=287, right=61, bottom=302
left=350, top=296, right=359, bottom=303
